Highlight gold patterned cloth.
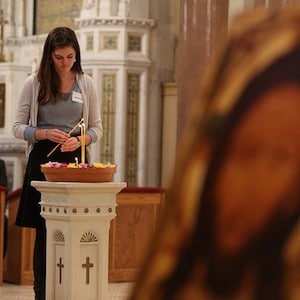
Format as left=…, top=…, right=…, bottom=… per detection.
left=130, top=6, right=300, bottom=300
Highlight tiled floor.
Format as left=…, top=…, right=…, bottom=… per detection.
left=0, top=282, right=133, bottom=300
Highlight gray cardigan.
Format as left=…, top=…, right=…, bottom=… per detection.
left=13, top=73, right=103, bottom=160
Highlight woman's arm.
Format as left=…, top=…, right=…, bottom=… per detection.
left=12, top=74, right=37, bottom=140
left=80, top=74, right=103, bottom=144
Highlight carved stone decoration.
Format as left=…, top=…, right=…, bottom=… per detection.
left=54, top=230, right=65, bottom=243
left=80, top=231, right=99, bottom=243
left=82, top=256, right=94, bottom=284
left=75, top=18, right=155, bottom=29
left=56, top=257, right=64, bottom=284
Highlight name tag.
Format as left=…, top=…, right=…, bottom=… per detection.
left=72, top=91, right=84, bottom=103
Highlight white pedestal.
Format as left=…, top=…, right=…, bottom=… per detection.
left=31, top=181, right=127, bottom=300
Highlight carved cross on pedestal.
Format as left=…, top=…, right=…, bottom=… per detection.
left=56, top=257, right=64, bottom=284
left=82, top=256, right=94, bottom=284
left=0, top=9, right=7, bottom=62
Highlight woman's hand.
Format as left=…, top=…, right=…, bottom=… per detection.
left=46, top=129, right=70, bottom=144
left=60, top=136, right=80, bottom=152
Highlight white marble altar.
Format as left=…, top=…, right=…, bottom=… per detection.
left=31, top=181, right=127, bottom=300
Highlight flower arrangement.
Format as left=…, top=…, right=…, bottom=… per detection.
left=40, top=161, right=116, bottom=182
left=41, top=161, right=116, bottom=169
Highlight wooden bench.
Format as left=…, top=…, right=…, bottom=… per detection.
left=109, top=187, right=166, bottom=282
left=3, top=186, right=166, bottom=284
left=0, top=185, right=7, bottom=286
left=3, top=188, right=35, bottom=285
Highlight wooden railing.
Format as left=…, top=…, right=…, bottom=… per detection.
left=3, top=186, right=166, bottom=284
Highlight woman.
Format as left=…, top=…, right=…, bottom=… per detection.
left=13, top=27, right=102, bottom=300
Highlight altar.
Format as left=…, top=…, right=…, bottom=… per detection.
left=31, top=181, right=126, bottom=300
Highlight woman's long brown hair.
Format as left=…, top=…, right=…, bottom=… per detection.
left=37, top=27, right=83, bottom=105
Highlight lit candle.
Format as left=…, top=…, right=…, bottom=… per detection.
left=82, top=123, right=85, bottom=163
left=80, top=123, right=86, bottom=164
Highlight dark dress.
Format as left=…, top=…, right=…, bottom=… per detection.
left=16, top=139, right=82, bottom=228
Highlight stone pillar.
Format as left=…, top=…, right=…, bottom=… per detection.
left=15, top=0, right=26, bottom=37
left=118, top=0, right=129, bottom=17
left=177, top=0, right=229, bottom=137
left=4, top=0, right=15, bottom=37
left=99, top=0, right=112, bottom=17
left=31, top=181, right=127, bottom=300
left=161, top=82, right=177, bottom=188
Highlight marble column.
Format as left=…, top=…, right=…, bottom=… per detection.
left=4, top=0, right=15, bottom=37
left=99, top=0, right=112, bottom=16
left=118, top=0, right=129, bottom=17
left=177, top=0, right=229, bottom=137
left=31, top=181, right=127, bottom=300
left=161, top=82, right=178, bottom=188
left=15, top=0, right=26, bottom=37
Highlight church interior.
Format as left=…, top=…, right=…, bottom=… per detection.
left=1, top=0, right=300, bottom=299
